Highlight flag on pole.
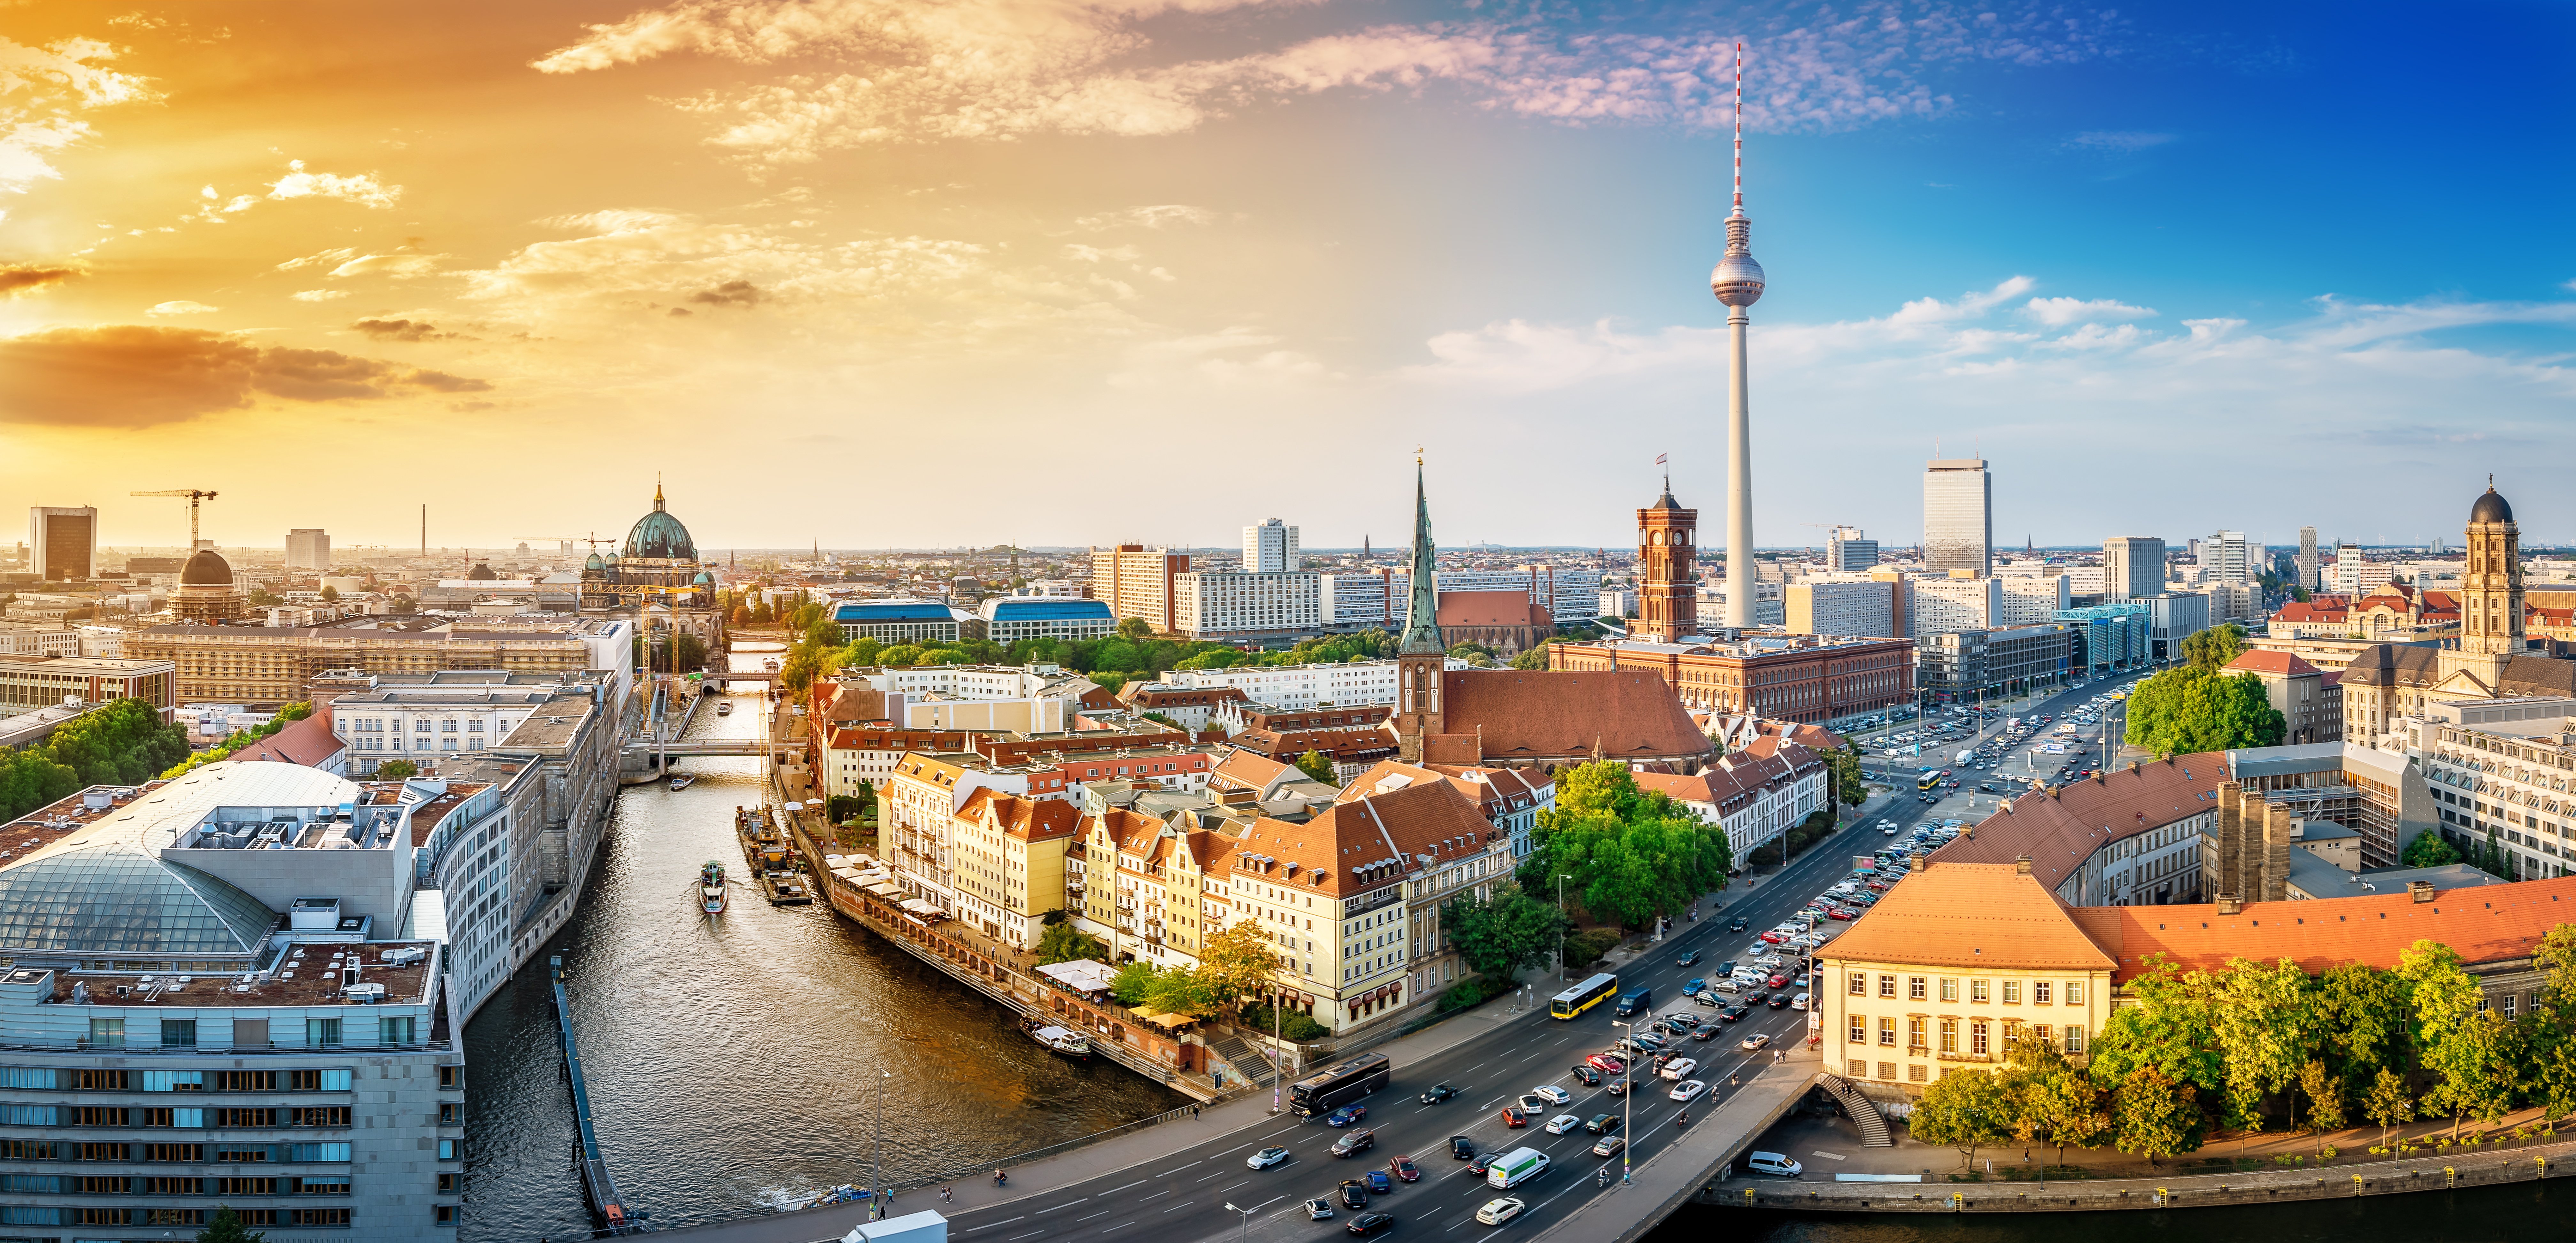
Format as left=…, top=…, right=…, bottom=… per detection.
left=1655, top=453, right=1668, bottom=466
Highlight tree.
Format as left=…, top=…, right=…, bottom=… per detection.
left=2529, top=924, right=2576, bottom=1129
left=2400, top=938, right=2493, bottom=1139
left=375, top=760, right=420, bottom=779
left=2023, top=1069, right=2112, bottom=1167
left=1293, top=750, right=1336, bottom=785
left=51, top=699, right=191, bottom=785
left=2085, top=955, right=2222, bottom=1096
left=1196, top=921, right=1283, bottom=1009
left=2208, top=956, right=2318, bottom=1131
left=1116, top=617, right=1154, bottom=642
left=196, top=1205, right=267, bottom=1243
left=2402, top=830, right=2462, bottom=868
left=318, top=584, right=340, bottom=602
left=2361, top=1067, right=2416, bottom=1146
left=1110, top=960, right=1163, bottom=1005
left=388, top=595, right=417, bottom=614
left=1509, top=646, right=1549, bottom=670
left=2111, top=1066, right=2204, bottom=1166
left=0, top=748, right=80, bottom=822
left=2180, top=623, right=2250, bottom=672
left=2297, top=1060, right=2345, bottom=1153
left=1909, top=1067, right=2015, bottom=1171
left=2123, top=668, right=2285, bottom=757
left=1823, top=743, right=1869, bottom=808
left=1442, top=885, right=1570, bottom=983
left=2314, top=961, right=2411, bottom=1100
left=1141, top=967, right=1225, bottom=1019
left=1035, top=922, right=1106, bottom=966
left=1517, top=761, right=1731, bottom=930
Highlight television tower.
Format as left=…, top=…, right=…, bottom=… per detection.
left=1711, top=40, right=1766, bottom=628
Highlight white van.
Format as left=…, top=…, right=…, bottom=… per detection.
left=1488, top=1146, right=1551, bottom=1189
left=1746, top=1151, right=1803, bottom=1177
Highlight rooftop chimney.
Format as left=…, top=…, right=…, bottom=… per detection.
left=2014, top=855, right=2032, bottom=876
left=2410, top=880, right=2436, bottom=903
left=2216, top=894, right=2243, bottom=915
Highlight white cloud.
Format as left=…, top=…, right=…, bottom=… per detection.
left=2022, top=296, right=2156, bottom=326
left=146, top=300, right=219, bottom=315
left=534, top=1, right=2124, bottom=164
left=2067, top=130, right=2175, bottom=152
left=328, top=252, right=447, bottom=279
left=276, top=247, right=360, bottom=271
left=266, top=159, right=402, bottom=208
left=1075, top=205, right=1215, bottom=231
left=0, top=36, right=156, bottom=193
left=289, top=289, right=350, bottom=301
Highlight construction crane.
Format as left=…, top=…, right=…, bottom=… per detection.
left=131, top=489, right=218, bottom=550
left=516, top=535, right=614, bottom=557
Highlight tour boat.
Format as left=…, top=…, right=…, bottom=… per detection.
left=699, top=861, right=728, bottom=915
left=668, top=774, right=695, bottom=791
left=716, top=701, right=734, bottom=716
left=1021, top=1015, right=1091, bottom=1060
left=761, top=871, right=813, bottom=906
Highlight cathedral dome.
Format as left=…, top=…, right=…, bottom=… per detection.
left=584, top=552, right=605, bottom=572
left=2471, top=486, right=2513, bottom=525
left=178, top=549, right=234, bottom=586
left=622, top=483, right=697, bottom=561
left=467, top=560, right=498, bottom=581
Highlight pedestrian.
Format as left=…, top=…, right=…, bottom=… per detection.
left=941, top=1186, right=953, bottom=1203
left=1192, top=1105, right=1200, bottom=1120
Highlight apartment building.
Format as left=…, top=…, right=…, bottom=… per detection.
left=1552, top=634, right=1915, bottom=725
left=1172, top=570, right=1323, bottom=641
left=945, top=788, right=1079, bottom=948
left=1911, top=575, right=2002, bottom=637
left=1998, top=574, right=2072, bottom=626
left=1077, top=797, right=1237, bottom=969
left=1163, top=658, right=1467, bottom=711
left=1785, top=578, right=1895, bottom=638
left=1243, top=520, right=1300, bottom=573
left=0, top=654, right=176, bottom=715
left=125, top=619, right=633, bottom=710
left=1091, top=545, right=1191, bottom=634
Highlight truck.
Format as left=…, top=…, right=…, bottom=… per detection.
left=1955, top=749, right=1977, bottom=766
left=1488, top=1146, right=1552, bottom=1189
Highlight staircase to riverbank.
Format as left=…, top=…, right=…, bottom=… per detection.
left=1207, top=1033, right=1278, bottom=1085
left=1819, top=1074, right=1893, bottom=1147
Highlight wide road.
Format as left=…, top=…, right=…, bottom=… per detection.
left=938, top=673, right=2151, bottom=1243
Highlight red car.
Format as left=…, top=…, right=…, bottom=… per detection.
left=1865, top=880, right=1891, bottom=892
left=1586, top=1053, right=1628, bottom=1074
left=1500, top=1106, right=1528, bottom=1128
left=1828, top=907, right=1859, bottom=921
left=1766, top=974, right=1788, bottom=988
left=1389, top=1156, right=1420, bottom=1183
left=1758, top=930, right=1787, bottom=945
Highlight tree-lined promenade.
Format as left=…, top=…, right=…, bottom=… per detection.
left=1911, top=930, right=2576, bottom=1171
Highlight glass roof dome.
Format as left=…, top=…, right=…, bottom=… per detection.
left=622, top=482, right=697, bottom=561
left=0, top=847, right=277, bottom=959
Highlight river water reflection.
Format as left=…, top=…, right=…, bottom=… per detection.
left=460, top=663, right=1182, bottom=1241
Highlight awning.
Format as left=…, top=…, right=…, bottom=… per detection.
left=830, top=867, right=863, bottom=881
left=866, top=883, right=905, bottom=898
left=1037, top=959, right=1119, bottom=993
left=899, top=898, right=938, bottom=915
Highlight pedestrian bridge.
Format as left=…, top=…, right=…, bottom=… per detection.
left=620, top=738, right=778, bottom=758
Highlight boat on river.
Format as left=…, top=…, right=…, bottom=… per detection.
left=699, top=861, right=727, bottom=915
left=760, top=870, right=813, bottom=906
left=668, top=773, right=695, bottom=791
left=1021, top=1015, right=1091, bottom=1060
left=715, top=701, right=733, bottom=716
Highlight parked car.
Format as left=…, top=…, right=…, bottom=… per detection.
left=1327, top=1104, right=1368, bottom=1127
left=1365, top=1169, right=1392, bottom=1194
left=1569, top=1064, right=1601, bottom=1086
left=1450, top=1135, right=1477, bottom=1160
left=1499, top=1106, right=1527, bottom=1128
left=1746, top=1151, right=1804, bottom=1178
left=1305, top=1197, right=1336, bottom=1221
left=1528, top=1084, right=1572, bottom=1106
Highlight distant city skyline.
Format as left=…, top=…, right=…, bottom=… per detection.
left=3, top=1, right=2570, bottom=548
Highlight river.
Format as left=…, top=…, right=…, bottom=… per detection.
left=459, top=654, right=1184, bottom=1241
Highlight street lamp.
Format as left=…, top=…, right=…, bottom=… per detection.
left=1610, top=1019, right=1634, bottom=1186
left=1222, top=1201, right=1253, bottom=1243
left=870, top=1067, right=890, bottom=1219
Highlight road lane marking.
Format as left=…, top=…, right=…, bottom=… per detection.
left=1104, top=1179, right=1147, bottom=1193
left=1042, top=1198, right=1088, bottom=1210
left=1008, top=1233, right=1046, bottom=1241
left=1220, top=1179, right=1251, bottom=1192
left=1073, top=1210, right=1112, bottom=1223
left=1161, top=1201, right=1191, bottom=1213
left=1137, top=1187, right=1172, bottom=1201
left=964, top=1218, right=1025, bottom=1233
left=1096, top=1222, right=1135, bottom=1234
left=1157, top=1160, right=1200, bottom=1176
left=1196, top=1171, right=1227, bottom=1182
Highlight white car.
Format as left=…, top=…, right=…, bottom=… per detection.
left=1669, top=1079, right=1709, bottom=1103
left=1528, top=1083, right=1572, bottom=1106
left=1543, top=1113, right=1584, bottom=1135
left=1747, top=1151, right=1803, bottom=1178
left=1246, top=1146, right=1290, bottom=1169
left=1660, top=1057, right=1699, bottom=1080
left=1476, top=1197, right=1527, bottom=1226
left=1790, top=993, right=1811, bottom=1011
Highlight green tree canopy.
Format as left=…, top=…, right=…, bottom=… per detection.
left=2402, top=830, right=2462, bottom=868
left=196, top=1205, right=267, bottom=1243
left=2111, top=1066, right=2204, bottom=1166
left=2123, top=668, right=2285, bottom=757
left=1442, top=884, right=1570, bottom=983
left=1910, top=1067, right=2015, bottom=1170
left=1293, top=750, right=1336, bottom=784
left=1035, top=922, right=1107, bottom=966
left=1516, top=761, right=1731, bottom=930
left=2181, top=623, right=2250, bottom=672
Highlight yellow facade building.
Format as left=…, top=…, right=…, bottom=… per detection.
left=947, top=788, right=1079, bottom=948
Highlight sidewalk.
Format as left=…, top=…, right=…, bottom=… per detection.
left=1527, top=1040, right=1824, bottom=1243
left=652, top=982, right=1544, bottom=1242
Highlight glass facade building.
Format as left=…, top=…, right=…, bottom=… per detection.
left=1923, top=460, right=1991, bottom=577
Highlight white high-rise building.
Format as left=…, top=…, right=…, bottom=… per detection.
left=288, top=527, right=331, bottom=573
left=1998, top=574, right=2072, bottom=625
left=1242, top=518, right=1300, bottom=573
left=1923, top=459, right=1992, bottom=577
left=1826, top=526, right=1878, bottom=572
left=1910, top=575, right=2002, bottom=637
left=2102, top=536, right=2167, bottom=602
left=2297, top=526, right=2320, bottom=591
left=2204, top=530, right=2256, bottom=585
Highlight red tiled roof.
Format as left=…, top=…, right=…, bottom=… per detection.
left=2082, top=877, right=2576, bottom=983
left=2225, top=650, right=2321, bottom=676
left=1433, top=669, right=1714, bottom=762
left=228, top=713, right=346, bottom=769
left=1822, top=862, right=2117, bottom=973
left=1932, top=754, right=2233, bottom=893
left=958, top=787, right=1079, bottom=842
left=1436, top=590, right=1549, bottom=628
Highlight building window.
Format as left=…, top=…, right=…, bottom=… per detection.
left=159, top=1020, right=198, bottom=1048
left=2063, top=1025, right=2087, bottom=1055
left=89, top=1017, right=124, bottom=1048
left=1847, top=1058, right=1867, bottom=1077
left=1847, top=971, right=1866, bottom=996
left=1938, top=1017, right=1958, bottom=1054
left=2001, top=980, right=2021, bottom=1004
left=306, top=1018, right=342, bottom=1047
left=1970, top=979, right=1990, bottom=1004
left=1878, top=1017, right=1897, bottom=1047
left=1909, top=1063, right=1929, bottom=1082
left=1939, top=977, right=1959, bottom=1002
left=1909, top=976, right=1928, bottom=1001
left=1971, top=1021, right=1990, bottom=1057
left=2033, top=981, right=2053, bottom=1005
left=1908, top=1016, right=1927, bottom=1051
left=1848, top=1015, right=1866, bottom=1043
left=2065, top=981, right=2086, bottom=1005
left=1878, top=974, right=1897, bottom=999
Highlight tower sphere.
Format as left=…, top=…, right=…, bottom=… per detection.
left=1711, top=251, right=1765, bottom=308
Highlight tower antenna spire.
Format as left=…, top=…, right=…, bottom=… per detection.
left=1731, top=40, right=1745, bottom=215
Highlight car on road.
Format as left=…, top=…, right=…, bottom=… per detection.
left=1660, top=1057, right=1700, bottom=1080
left=1684, top=977, right=1706, bottom=995
left=1717, top=1003, right=1749, bottom=1024
left=1338, top=1179, right=1370, bottom=1209
left=1305, top=1197, right=1336, bottom=1220
left=1728, top=917, right=1748, bottom=933
left=1746, top=1151, right=1804, bottom=1178
left=1670, top=1079, right=1709, bottom=1103
left=1450, top=1134, right=1477, bottom=1160
left=1390, top=1155, right=1420, bottom=1183
left=1346, top=1211, right=1397, bottom=1236
left=1765, top=973, right=1789, bottom=988
left=1741, top=1033, right=1773, bottom=1052
left=1467, top=1152, right=1500, bottom=1177
left=1419, top=1083, right=1459, bottom=1105
left=1333, top=1129, right=1378, bottom=1158
left=1587, top=1053, right=1629, bottom=1074
left=1327, top=1104, right=1368, bottom=1127
left=1569, top=1064, right=1601, bottom=1086
left=1676, top=947, right=1702, bottom=967
left=1365, top=1169, right=1392, bottom=1194
left=1246, top=1146, right=1291, bottom=1169
left=1499, top=1106, right=1527, bottom=1128
left=1475, top=1197, right=1527, bottom=1226
left=1585, top=1113, right=1621, bottom=1135
left=1528, top=1084, right=1572, bottom=1106
left=1690, top=1022, right=1718, bottom=1042
left=1544, top=1113, right=1583, bottom=1135
left=1592, top=1135, right=1628, bottom=1158
left=1604, top=1076, right=1630, bottom=1098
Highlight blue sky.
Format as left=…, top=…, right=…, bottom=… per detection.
left=4, top=0, right=2570, bottom=552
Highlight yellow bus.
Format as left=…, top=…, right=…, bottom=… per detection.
left=1550, top=972, right=1618, bottom=1020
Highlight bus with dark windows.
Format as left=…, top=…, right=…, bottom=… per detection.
left=1289, top=1053, right=1392, bottom=1117
left=1550, top=972, right=1619, bottom=1020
